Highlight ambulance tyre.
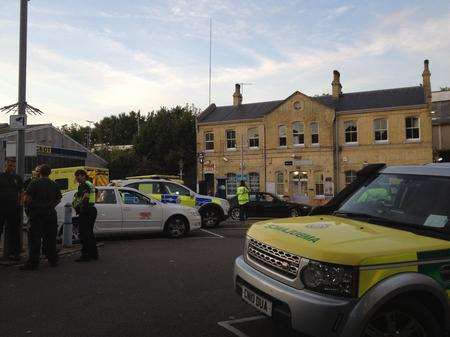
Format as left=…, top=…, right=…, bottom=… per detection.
left=200, top=206, right=221, bottom=228
left=362, top=297, right=441, bottom=337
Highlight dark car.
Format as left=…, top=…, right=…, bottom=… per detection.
left=228, top=192, right=311, bottom=220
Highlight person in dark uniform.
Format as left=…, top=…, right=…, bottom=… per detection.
left=22, top=164, right=62, bottom=270
left=0, top=158, right=23, bottom=261
left=73, top=169, right=98, bottom=262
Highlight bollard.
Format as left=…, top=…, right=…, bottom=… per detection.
left=62, top=203, right=73, bottom=247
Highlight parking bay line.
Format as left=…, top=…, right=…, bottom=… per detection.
left=199, top=228, right=225, bottom=238
left=217, top=315, right=266, bottom=337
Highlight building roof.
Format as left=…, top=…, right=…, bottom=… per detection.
left=0, top=123, right=51, bottom=135
left=197, top=86, right=426, bottom=123
left=431, top=91, right=450, bottom=126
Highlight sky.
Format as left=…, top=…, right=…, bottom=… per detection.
left=0, top=0, right=449, bottom=126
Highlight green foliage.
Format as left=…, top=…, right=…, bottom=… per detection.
left=94, top=148, right=140, bottom=180
left=60, top=123, right=91, bottom=146
left=93, top=111, right=144, bottom=145
left=135, top=105, right=197, bottom=187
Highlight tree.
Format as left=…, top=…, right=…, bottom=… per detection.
left=60, top=123, right=92, bottom=146
left=134, top=105, right=197, bottom=188
left=440, top=86, right=450, bottom=91
left=94, top=148, right=140, bottom=180
left=93, top=111, right=145, bottom=145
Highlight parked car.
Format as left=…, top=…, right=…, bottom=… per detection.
left=234, top=163, right=450, bottom=337
left=115, top=178, right=229, bottom=227
left=228, top=192, right=311, bottom=220
left=56, top=186, right=202, bottom=241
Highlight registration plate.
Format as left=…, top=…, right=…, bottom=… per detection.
left=242, top=286, right=272, bottom=316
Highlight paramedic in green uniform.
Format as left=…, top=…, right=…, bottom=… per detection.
left=73, top=169, right=98, bottom=262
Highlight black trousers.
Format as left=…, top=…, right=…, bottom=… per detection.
left=28, top=211, right=58, bottom=266
left=239, top=204, right=248, bottom=221
left=0, top=208, right=21, bottom=257
left=79, top=207, right=98, bottom=259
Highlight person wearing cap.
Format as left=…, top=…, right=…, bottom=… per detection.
left=0, top=158, right=23, bottom=261
left=22, top=164, right=62, bottom=270
left=73, top=169, right=98, bottom=262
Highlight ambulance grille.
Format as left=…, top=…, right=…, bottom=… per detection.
left=247, top=238, right=300, bottom=279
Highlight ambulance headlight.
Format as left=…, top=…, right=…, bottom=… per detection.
left=301, top=260, right=358, bottom=298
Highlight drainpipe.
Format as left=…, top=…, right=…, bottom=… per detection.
left=263, top=124, right=267, bottom=192
left=334, top=115, right=340, bottom=194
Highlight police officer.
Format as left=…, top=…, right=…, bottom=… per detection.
left=236, top=180, right=250, bottom=222
left=22, top=164, right=62, bottom=270
left=73, top=169, right=98, bottom=262
left=0, top=158, right=23, bottom=261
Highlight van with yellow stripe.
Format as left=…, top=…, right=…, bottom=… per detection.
left=234, top=163, right=450, bottom=337
left=49, top=166, right=109, bottom=193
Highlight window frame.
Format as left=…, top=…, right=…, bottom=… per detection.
left=248, top=127, right=259, bottom=149
left=278, top=125, right=287, bottom=147
left=405, top=116, right=421, bottom=141
left=344, top=120, right=358, bottom=145
left=276, top=172, right=284, bottom=195
left=374, top=118, right=389, bottom=143
left=314, top=172, right=324, bottom=197
left=226, top=173, right=237, bottom=196
left=163, top=182, right=191, bottom=196
left=292, top=121, right=305, bottom=146
left=248, top=172, right=260, bottom=192
left=310, top=122, right=319, bottom=146
left=204, top=131, right=214, bottom=151
left=226, top=129, right=237, bottom=150
left=344, top=170, right=358, bottom=186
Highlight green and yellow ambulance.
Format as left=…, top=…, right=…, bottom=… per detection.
left=235, top=163, right=450, bottom=337
left=117, top=178, right=229, bottom=227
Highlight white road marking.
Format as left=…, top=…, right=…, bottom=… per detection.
left=199, top=228, right=225, bottom=238
left=217, top=315, right=266, bottom=337
left=218, top=228, right=249, bottom=230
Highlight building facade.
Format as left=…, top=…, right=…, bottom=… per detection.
left=197, top=61, right=434, bottom=204
left=431, top=90, right=450, bottom=162
left=0, top=123, right=107, bottom=179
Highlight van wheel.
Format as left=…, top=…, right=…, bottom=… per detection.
left=200, top=208, right=220, bottom=228
left=362, top=298, right=441, bottom=337
left=164, top=216, right=188, bottom=238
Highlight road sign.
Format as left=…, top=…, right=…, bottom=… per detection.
left=9, top=114, right=27, bottom=130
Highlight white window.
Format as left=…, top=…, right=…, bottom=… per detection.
left=292, top=122, right=304, bottom=146
left=344, top=121, right=358, bottom=144
left=226, top=130, right=236, bottom=149
left=248, top=128, right=259, bottom=149
left=345, top=170, right=357, bottom=186
left=315, top=172, right=324, bottom=196
left=374, top=119, right=388, bottom=142
left=310, top=122, right=319, bottom=145
left=405, top=117, right=420, bottom=140
left=278, top=125, right=287, bottom=147
left=205, top=132, right=214, bottom=150
left=249, top=172, right=260, bottom=192
left=276, top=172, right=284, bottom=195
left=226, top=173, right=237, bottom=195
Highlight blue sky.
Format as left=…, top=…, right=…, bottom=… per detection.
left=0, top=0, right=449, bottom=126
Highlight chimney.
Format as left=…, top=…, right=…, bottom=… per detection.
left=233, top=83, right=242, bottom=106
left=422, top=59, right=431, bottom=103
left=332, top=70, right=342, bottom=100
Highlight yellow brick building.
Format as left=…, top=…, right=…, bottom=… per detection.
left=197, top=61, right=433, bottom=204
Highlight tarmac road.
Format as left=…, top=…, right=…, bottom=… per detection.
left=0, top=220, right=303, bottom=337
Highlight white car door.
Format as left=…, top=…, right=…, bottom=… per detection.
left=94, top=188, right=123, bottom=234
left=118, top=189, right=164, bottom=232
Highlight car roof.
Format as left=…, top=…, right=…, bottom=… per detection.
left=122, top=179, right=173, bottom=184
left=381, top=164, right=450, bottom=177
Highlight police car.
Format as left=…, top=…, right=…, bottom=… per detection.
left=56, top=186, right=202, bottom=240
left=115, top=178, right=230, bottom=227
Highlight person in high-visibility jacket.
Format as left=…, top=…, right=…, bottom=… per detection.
left=73, top=169, right=98, bottom=262
left=236, top=180, right=250, bottom=222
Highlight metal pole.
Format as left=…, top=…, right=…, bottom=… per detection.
left=208, top=17, right=212, bottom=106
left=17, top=0, right=28, bottom=179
